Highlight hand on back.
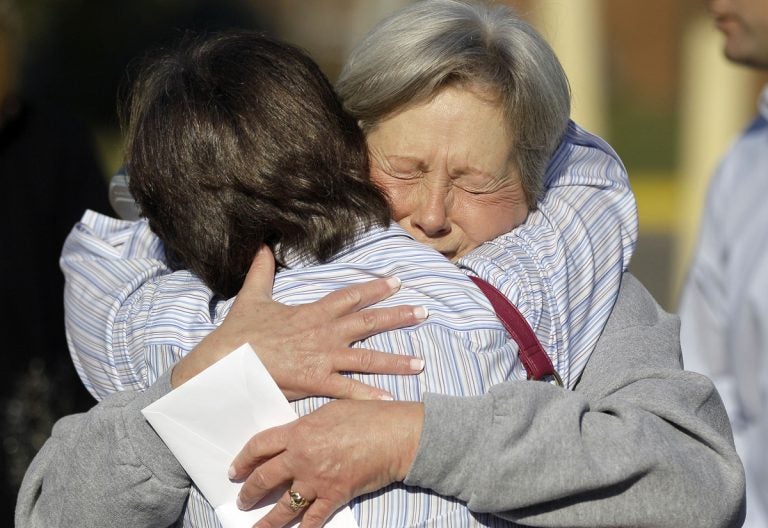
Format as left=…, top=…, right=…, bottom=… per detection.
left=171, top=245, right=427, bottom=401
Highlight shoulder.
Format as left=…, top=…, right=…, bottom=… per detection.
left=709, top=114, right=768, bottom=195
left=549, top=121, right=624, bottom=170
left=604, top=273, right=667, bottom=331
left=276, top=225, right=499, bottom=327
left=63, top=210, right=166, bottom=260
left=578, top=273, right=682, bottom=393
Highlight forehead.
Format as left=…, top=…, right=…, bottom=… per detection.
left=367, top=85, right=514, bottom=163
left=391, top=83, right=505, bottom=126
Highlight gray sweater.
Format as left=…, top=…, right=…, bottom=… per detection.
left=15, top=274, right=746, bottom=527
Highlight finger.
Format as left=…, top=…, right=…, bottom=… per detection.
left=335, top=348, right=425, bottom=376
left=320, top=351, right=425, bottom=399
left=310, top=276, right=404, bottom=318
left=236, top=245, right=276, bottom=303
left=335, top=305, right=429, bottom=343
left=253, top=488, right=315, bottom=528
left=236, top=456, right=292, bottom=511
left=230, top=423, right=290, bottom=481
left=320, top=374, right=394, bottom=401
left=295, top=498, right=340, bottom=528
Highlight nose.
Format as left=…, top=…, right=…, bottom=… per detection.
left=410, top=183, right=451, bottom=237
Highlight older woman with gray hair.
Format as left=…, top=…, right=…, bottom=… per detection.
left=333, top=0, right=635, bottom=390
left=226, top=2, right=743, bottom=527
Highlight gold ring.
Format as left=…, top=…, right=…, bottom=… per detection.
left=288, top=489, right=311, bottom=512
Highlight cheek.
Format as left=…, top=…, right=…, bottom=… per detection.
left=485, top=212, right=521, bottom=239
left=457, top=197, right=528, bottom=242
left=370, top=173, right=414, bottom=221
left=388, top=189, right=418, bottom=222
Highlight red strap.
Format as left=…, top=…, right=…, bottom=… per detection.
left=469, top=276, right=562, bottom=386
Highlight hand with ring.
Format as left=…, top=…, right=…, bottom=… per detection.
left=171, top=245, right=428, bottom=400
left=230, top=398, right=424, bottom=528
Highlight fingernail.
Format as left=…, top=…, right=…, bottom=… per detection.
left=386, top=276, right=402, bottom=291
left=410, top=358, right=425, bottom=372
left=413, top=306, right=429, bottom=320
left=379, top=393, right=394, bottom=401
left=236, top=494, right=246, bottom=510
left=228, top=465, right=236, bottom=479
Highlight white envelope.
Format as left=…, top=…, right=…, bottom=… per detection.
left=142, top=343, right=359, bottom=528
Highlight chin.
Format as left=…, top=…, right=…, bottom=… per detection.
left=725, top=46, right=768, bottom=68
left=725, top=48, right=755, bottom=66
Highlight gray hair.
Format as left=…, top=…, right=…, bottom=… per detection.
left=336, top=0, right=571, bottom=207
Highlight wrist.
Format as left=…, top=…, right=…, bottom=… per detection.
left=395, top=402, right=425, bottom=481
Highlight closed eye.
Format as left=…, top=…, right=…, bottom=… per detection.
left=452, top=173, right=506, bottom=194
left=385, top=169, right=423, bottom=181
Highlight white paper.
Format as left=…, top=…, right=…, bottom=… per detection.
left=142, top=343, right=359, bottom=528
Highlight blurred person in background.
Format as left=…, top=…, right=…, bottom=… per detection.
left=679, top=0, right=768, bottom=526
left=0, top=0, right=108, bottom=521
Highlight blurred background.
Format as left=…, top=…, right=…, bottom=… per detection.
left=1, top=0, right=767, bottom=522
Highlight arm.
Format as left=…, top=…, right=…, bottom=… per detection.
left=460, top=121, right=637, bottom=387
left=61, top=210, right=182, bottom=399
left=230, top=273, right=745, bottom=528
left=15, top=371, right=190, bottom=528
left=62, top=211, right=425, bottom=401
left=678, top=142, right=731, bottom=380
left=406, top=273, right=744, bottom=527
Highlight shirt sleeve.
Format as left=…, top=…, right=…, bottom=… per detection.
left=405, top=273, right=745, bottom=528
left=458, top=121, right=638, bottom=388
left=15, top=371, right=191, bottom=528
left=61, top=210, right=219, bottom=400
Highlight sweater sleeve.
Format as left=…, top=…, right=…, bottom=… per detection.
left=15, top=371, right=191, bottom=528
left=405, top=273, right=745, bottom=528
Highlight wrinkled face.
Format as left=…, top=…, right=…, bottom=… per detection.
left=709, top=0, right=768, bottom=68
left=367, top=86, right=529, bottom=261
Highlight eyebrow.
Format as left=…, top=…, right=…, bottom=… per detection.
left=383, top=155, right=428, bottom=171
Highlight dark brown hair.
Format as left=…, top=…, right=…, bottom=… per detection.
left=121, top=31, right=390, bottom=298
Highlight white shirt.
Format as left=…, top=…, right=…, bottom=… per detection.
left=680, top=86, right=768, bottom=528
left=62, top=121, right=636, bottom=527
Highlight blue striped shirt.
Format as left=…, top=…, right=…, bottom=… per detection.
left=61, top=121, right=636, bottom=527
